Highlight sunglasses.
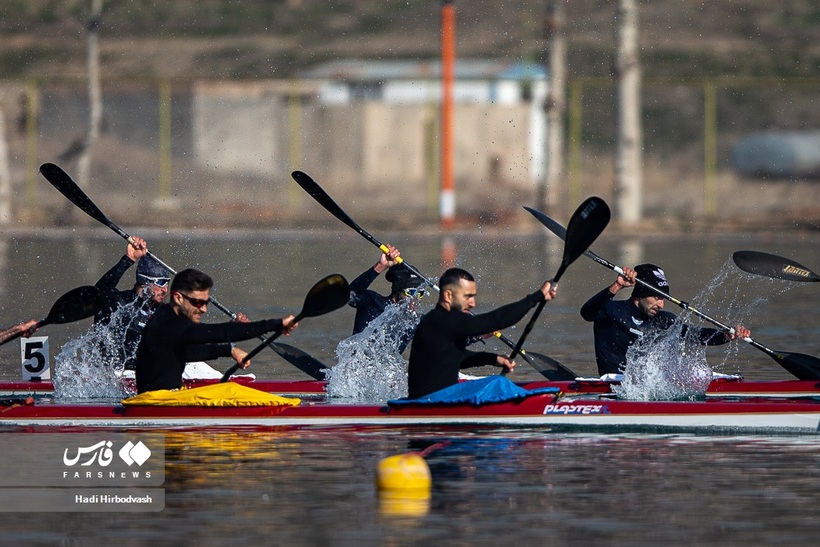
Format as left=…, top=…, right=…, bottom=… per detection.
left=403, top=287, right=426, bottom=299
left=139, top=275, right=171, bottom=288
left=176, top=292, right=209, bottom=308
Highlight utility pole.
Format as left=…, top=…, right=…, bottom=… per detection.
left=440, top=0, right=456, bottom=229
left=614, top=0, right=643, bottom=224
left=542, top=0, right=566, bottom=216
left=76, top=0, right=104, bottom=206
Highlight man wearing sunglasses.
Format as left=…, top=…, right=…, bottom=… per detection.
left=94, top=237, right=172, bottom=371
left=135, top=268, right=297, bottom=394
left=348, top=244, right=426, bottom=352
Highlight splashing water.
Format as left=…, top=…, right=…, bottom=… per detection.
left=614, top=257, right=793, bottom=401
left=326, top=300, right=422, bottom=402
left=614, top=323, right=712, bottom=401
left=53, top=298, right=144, bottom=399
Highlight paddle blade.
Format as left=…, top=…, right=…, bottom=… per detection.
left=39, top=163, right=114, bottom=229
left=300, top=273, right=350, bottom=318
left=553, top=197, right=611, bottom=283
left=44, top=285, right=102, bottom=325
left=771, top=351, right=820, bottom=381
left=291, top=171, right=362, bottom=233
left=0, top=285, right=102, bottom=346
left=732, top=251, right=820, bottom=283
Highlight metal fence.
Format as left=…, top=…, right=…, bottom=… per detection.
left=2, top=75, right=819, bottom=229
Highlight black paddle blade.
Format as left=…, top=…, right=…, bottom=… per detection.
left=732, top=251, right=820, bottom=283
left=268, top=342, right=329, bottom=380
left=0, top=285, right=101, bottom=347
left=44, top=285, right=102, bottom=325
left=301, top=273, right=350, bottom=318
left=521, top=351, right=578, bottom=381
left=771, top=351, right=820, bottom=381
left=291, top=171, right=362, bottom=234
left=552, top=197, right=611, bottom=283
left=39, top=163, right=113, bottom=228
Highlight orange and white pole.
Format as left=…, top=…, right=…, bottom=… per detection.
left=440, top=0, right=456, bottom=229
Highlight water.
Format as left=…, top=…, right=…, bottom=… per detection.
left=1, top=230, right=820, bottom=543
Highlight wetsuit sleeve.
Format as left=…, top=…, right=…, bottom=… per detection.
left=454, top=290, right=545, bottom=339
left=348, top=268, right=381, bottom=308
left=179, top=318, right=284, bottom=345
left=580, top=288, right=615, bottom=321
left=95, top=255, right=134, bottom=294
left=460, top=350, right=499, bottom=369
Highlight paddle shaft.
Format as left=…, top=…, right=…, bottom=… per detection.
left=535, top=209, right=814, bottom=370
left=292, top=170, right=580, bottom=376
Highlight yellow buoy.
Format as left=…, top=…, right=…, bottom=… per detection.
left=376, top=453, right=432, bottom=491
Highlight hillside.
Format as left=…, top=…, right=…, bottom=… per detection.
left=1, top=0, right=818, bottom=81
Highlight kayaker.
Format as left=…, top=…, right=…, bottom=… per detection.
left=135, top=268, right=297, bottom=393
left=0, top=319, right=38, bottom=345
left=407, top=267, right=557, bottom=399
left=348, top=244, right=425, bottom=351
left=94, top=236, right=174, bottom=371
left=581, top=263, right=752, bottom=376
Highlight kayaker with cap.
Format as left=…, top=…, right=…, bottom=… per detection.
left=407, top=267, right=557, bottom=399
left=348, top=244, right=426, bottom=352
left=580, top=263, right=751, bottom=376
left=135, top=268, right=298, bottom=394
left=94, top=236, right=173, bottom=371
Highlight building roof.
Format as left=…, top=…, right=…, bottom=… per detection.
left=299, top=59, right=548, bottom=81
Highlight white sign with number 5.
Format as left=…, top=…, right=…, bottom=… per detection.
left=20, top=336, right=50, bottom=381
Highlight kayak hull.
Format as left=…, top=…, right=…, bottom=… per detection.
left=2, top=393, right=820, bottom=433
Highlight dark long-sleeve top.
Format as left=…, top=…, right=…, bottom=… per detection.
left=407, top=290, right=546, bottom=399
left=348, top=267, right=414, bottom=353
left=348, top=267, right=389, bottom=335
left=580, top=288, right=729, bottom=376
left=94, top=255, right=149, bottom=370
left=135, top=304, right=283, bottom=393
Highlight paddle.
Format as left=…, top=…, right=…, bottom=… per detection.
left=220, top=274, right=350, bottom=382
left=732, top=251, right=820, bottom=283
left=291, top=169, right=575, bottom=379
left=526, top=206, right=820, bottom=381
left=39, top=162, right=328, bottom=380
left=508, top=198, right=611, bottom=361
left=0, top=286, right=102, bottom=346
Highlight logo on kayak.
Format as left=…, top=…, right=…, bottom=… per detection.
left=542, top=403, right=608, bottom=415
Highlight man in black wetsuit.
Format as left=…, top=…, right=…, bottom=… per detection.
left=135, top=268, right=297, bottom=393
left=407, top=267, right=557, bottom=399
left=580, top=263, right=751, bottom=376
left=348, top=244, right=425, bottom=352
left=94, top=236, right=172, bottom=371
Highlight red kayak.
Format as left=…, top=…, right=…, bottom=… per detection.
left=3, top=376, right=820, bottom=398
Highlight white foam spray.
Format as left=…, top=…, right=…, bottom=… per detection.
left=326, top=300, right=422, bottom=402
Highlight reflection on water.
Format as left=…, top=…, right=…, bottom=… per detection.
left=2, top=427, right=819, bottom=543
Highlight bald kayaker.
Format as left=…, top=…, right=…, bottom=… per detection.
left=407, top=267, right=557, bottom=399
left=348, top=244, right=426, bottom=352
left=135, top=268, right=297, bottom=393
left=580, top=263, right=751, bottom=376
